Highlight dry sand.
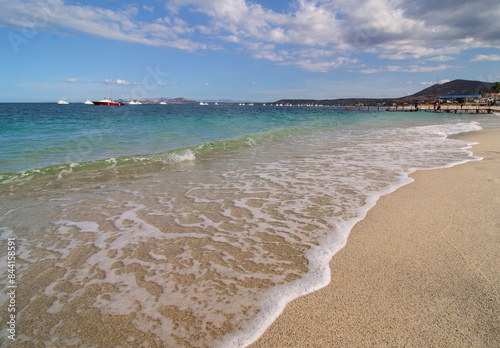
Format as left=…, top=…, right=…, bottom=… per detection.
left=250, top=129, right=500, bottom=347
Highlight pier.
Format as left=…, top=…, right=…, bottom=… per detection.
left=343, top=104, right=499, bottom=113
left=344, top=93, right=500, bottom=114
left=384, top=93, right=500, bottom=114
left=383, top=104, right=500, bottom=114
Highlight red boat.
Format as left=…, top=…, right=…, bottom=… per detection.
left=92, top=98, right=123, bottom=106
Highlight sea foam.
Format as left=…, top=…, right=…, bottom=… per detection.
left=0, top=115, right=488, bottom=347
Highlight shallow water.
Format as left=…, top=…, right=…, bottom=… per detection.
left=0, top=104, right=498, bottom=346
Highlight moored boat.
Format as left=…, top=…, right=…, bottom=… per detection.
left=92, top=97, right=123, bottom=106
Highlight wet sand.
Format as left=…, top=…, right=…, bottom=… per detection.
left=250, top=129, right=500, bottom=347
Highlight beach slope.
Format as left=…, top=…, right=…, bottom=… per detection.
left=251, top=129, right=500, bottom=347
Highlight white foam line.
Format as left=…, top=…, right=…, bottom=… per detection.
left=218, top=172, right=414, bottom=347
left=220, top=122, right=485, bottom=347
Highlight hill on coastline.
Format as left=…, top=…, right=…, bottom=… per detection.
left=274, top=79, right=496, bottom=106
left=400, top=79, right=494, bottom=101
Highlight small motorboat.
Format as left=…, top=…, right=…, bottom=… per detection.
left=57, top=98, right=69, bottom=104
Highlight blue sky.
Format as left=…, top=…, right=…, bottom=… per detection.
left=1, top=0, right=499, bottom=102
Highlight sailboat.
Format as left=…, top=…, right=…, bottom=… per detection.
left=57, top=98, right=69, bottom=104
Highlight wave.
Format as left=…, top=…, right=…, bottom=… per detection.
left=0, top=123, right=342, bottom=186
left=0, top=118, right=480, bottom=187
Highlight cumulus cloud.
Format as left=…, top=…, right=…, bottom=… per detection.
left=420, top=79, right=451, bottom=85
left=295, top=56, right=358, bottom=72
left=143, top=5, right=154, bottom=13
left=0, top=0, right=208, bottom=51
left=428, top=55, right=455, bottom=62
left=2, top=0, right=500, bottom=72
left=360, top=64, right=456, bottom=74
left=104, top=79, right=140, bottom=85
left=164, top=0, right=500, bottom=70
left=470, top=54, right=500, bottom=62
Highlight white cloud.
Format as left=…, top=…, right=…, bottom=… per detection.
left=295, top=56, right=356, bottom=72
left=104, top=79, right=141, bottom=85
left=0, top=0, right=208, bottom=51
left=2, top=0, right=500, bottom=72
left=428, top=55, right=455, bottom=62
left=404, top=65, right=457, bottom=73
left=248, top=42, right=288, bottom=62
left=64, top=78, right=78, bottom=83
left=360, top=64, right=456, bottom=74
left=420, top=79, right=451, bottom=85
left=164, top=0, right=500, bottom=71
left=470, top=54, right=500, bottom=62
left=359, top=68, right=379, bottom=74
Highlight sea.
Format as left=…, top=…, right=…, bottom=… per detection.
left=1, top=103, right=499, bottom=347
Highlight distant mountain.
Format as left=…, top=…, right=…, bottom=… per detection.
left=166, top=97, right=197, bottom=104
left=272, top=79, right=497, bottom=106
left=399, top=79, right=495, bottom=101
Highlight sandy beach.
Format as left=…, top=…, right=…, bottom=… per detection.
left=251, top=129, right=500, bottom=347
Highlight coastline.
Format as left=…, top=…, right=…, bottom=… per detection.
left=250, top=129, right=500, bottom=347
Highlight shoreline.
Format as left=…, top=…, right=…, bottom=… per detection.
left=250, top=129, right=500, bottom=347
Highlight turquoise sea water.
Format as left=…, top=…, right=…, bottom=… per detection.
left=0, top=103, right=356, bottom=175
left=1, top=103, right=499, bottom=346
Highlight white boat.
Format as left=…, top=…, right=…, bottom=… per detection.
left=199, top=102, right=208, bottom=105
left=57, top=98, right=69, bottom=104
left=129, top=100, right=142, bottom=105
left=83, top=99, right=93, bottom=105
left=160, top=101, right=168, bottom=105
left=92, top=98, right=123, bottom=106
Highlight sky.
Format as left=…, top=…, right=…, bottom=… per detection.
left=0, top=0, right=500, bottom=102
